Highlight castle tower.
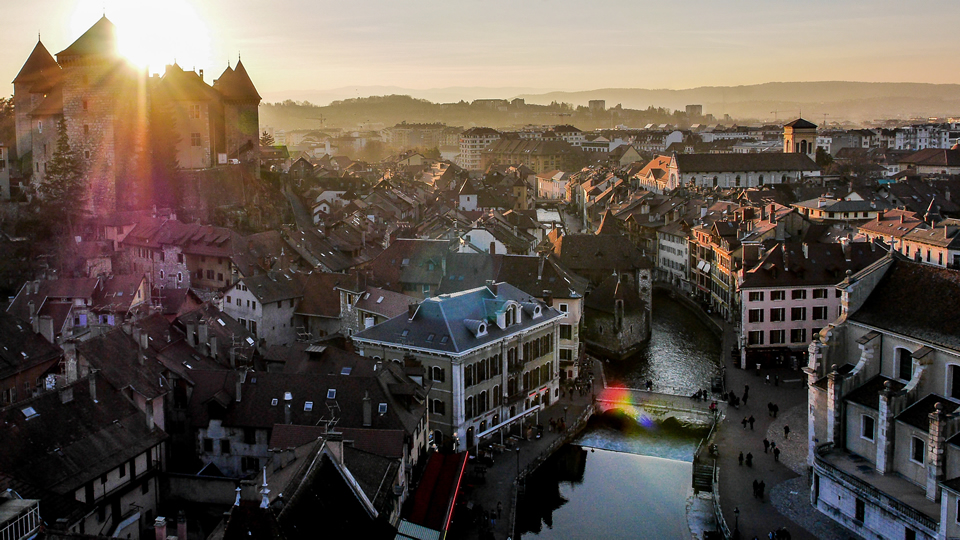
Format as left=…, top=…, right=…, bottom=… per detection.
left=13, top=39, right=61, bottom=175
left=783, top=118, right=817, bottom=158
left=54, top=16, right=136, bottom=215
left=512, top=176, right=528, bottom=210
left=214, top=59, right=261, bottom=174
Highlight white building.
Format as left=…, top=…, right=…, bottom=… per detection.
left=457, top=127, right=501, bottom=171
left=352, top=283, right=562, bottom=449
left=223, top=272, right=302, bottom=347
left=806, top=257, right=960, bottom=540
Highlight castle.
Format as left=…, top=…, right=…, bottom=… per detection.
left=13, top=16, right=261, bottom=215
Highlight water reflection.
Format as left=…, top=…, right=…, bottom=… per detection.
left=603, top=292, right=722, bottom=395
left=517, top=414, right=707, bottom=539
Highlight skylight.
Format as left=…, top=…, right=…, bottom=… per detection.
left=304, top=401, right=313, bottom=412
left=376, top=296, right=384, bottom=304
left=21, top=406, right=38, bottom=420
left=327, top=389, right=337, bottom=399
left=378, top=403, right=388, bottom=414
left=271, top=398, right=278, bottom=406
left=341, top=367, right=352, bottom=375
left=426, top=333, right=435, bottom=342
left=440, top=335, right=449, bottom=344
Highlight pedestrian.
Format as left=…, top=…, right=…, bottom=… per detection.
left=767, top=402, right=774, bottom=417
left=763, top=438, right=770, bottom=453
left=758, top=480, right=765, bottom=500
left=765, top=374, right=770, bottom=385
left=773, top=447, right=781, bottom=462
left=756, top=363, right=761, bottom=376
left=745, top=452, right=753, bottom=467
left=770, top=441, right=777, bottom=452
left=742, top=416, right=748, bottom=430
left=783, top=425, right=790, bottom=439
left=646, top=379, right=653, bottom=392
left=748, top=415, right=755, bottom=430
left=752, top=479, right=759, bottom=498
left=739, top=451, right=744, bottom=466
left=774, top=374, right=779, bottom=386
left=742, top=392, right=749, bottom=407
left=743, top=384, right=750, bottom=400
left=497, top=501, right=502, bottom=519
left=773, top=403, right=779, bottom=418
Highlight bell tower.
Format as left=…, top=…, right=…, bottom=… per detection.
left=783, top=118, right=818, bottom=158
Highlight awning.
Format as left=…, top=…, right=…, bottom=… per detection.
left=696, top=260, right=706, bottom=271
left=703, top=263, right=711, bottom=273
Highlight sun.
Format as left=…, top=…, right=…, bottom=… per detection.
left=72, top=0, right=212, bottom=75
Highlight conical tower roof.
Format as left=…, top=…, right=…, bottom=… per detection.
left=214, top=58, right=261, bottom=101
left=13, top=40, right=60, bottom=85
left=56, top=16, right=119, bottom=62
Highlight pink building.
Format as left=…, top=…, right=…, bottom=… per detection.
left=739, top=242, right=886, bottom=369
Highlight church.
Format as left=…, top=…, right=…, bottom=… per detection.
left=13, top=16, right=261, bottom=215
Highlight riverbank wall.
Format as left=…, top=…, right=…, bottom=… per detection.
left=653, top=283, right=723, bottom=338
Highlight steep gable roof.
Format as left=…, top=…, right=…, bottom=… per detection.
left=56, top=16, right=119, bottom=61
left=214, top=59, right=261, bottom=102
left=13, top=40, right=60, bottom=85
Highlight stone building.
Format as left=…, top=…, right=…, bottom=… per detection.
left=806, top=256, right=960, bottom=540
left=12, top=16, right=261, bottom=214
left=582, top=272, right=650, bottom=360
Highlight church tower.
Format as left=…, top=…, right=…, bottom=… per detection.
left=783, top=118, right=818, bottom=158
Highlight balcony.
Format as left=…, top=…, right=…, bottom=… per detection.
left=813, top=443, right=938, bottom=534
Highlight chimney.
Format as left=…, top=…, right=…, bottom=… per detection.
left=542, top=289, right=553, bottom=306
left=878, top=209, right=885, bottom=220
left=63, top=341, right=78, bottom=383
left=186, top=322, right=197, bottom=347
left=177, top=511, right=187, bottom=540
left=154, top=517, right=167, bottom=540
left=236, top=369, right=247, bottom=402
left=284, top=391, right=292, bottom=424
left=407, top=303, right=417, bottom=321
left=229, top=347, right=237, bottom=368
left=29, top=301, right=38, bottom=334
left=362, top=391, right=372, bottom=427
left=197, top=320, right=209, bottom=353
left=198, top=69, right=203, bottom=80
left=900, top=214, right=905, bottom=224
left=89, top=369, right=98, bottom=403
left=38, top=316, right=54, bottom=344
left=802, top=243, right=809, bottom=259
left=33, top=280, right=40, bottom=294
left=209, top=335, right=218, bottom=359
left=140, top=329, right=149, bottom=350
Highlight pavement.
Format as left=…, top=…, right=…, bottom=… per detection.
left=450, top=359, right=601, bottom=540
left=711, top=315, right=856, bottom=540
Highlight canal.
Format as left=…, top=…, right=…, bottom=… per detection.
left=516, top=292, right=721, bottom=539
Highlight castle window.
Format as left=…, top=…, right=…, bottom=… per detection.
left=190, top=104, right=201, bottom=119
left=191, top=133, right=201, bottom=147
left=84, top=125, right=89, bottom=135
left=82, top=100, right=88, bottom=111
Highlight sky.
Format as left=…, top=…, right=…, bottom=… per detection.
left=3, top=0, right=959, bottom=104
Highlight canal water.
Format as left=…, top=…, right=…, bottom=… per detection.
left=516, top=293, right=721, bottom=539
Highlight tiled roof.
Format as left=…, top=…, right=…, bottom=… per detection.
left=674, top=153, right=820, bottom=173
left=584, top=273, right=646, bottom=315
left=783, top=118, right=817, bottom=129
left=740, top=242, right=887, bottom=289
left=213, top=59, right=261, bottom=101
left=13, top=40, right=60, bottom=85
left=0, top=372, right=167, bottom=497
left=850, top=259, right=960, bottom=352
left=0, top=312, right=62, bottom=380
left=900, top=148, right=960, bottom=168
left=56, top=16, right=118, bottom=60
left=295, top=272, right=349, bottom=318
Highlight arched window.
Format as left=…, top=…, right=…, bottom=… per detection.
left=897, top=348, right=913, bottom=381
left=758, top=175, right=764, bottom=186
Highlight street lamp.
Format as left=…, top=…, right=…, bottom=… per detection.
left=515, top=447, right=521, bottom=481
left=563, top=405, right=569, bottom=424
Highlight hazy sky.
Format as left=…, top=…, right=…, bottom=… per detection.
left=4, top=0, right=959, bottom=103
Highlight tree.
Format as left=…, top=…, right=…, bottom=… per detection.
left=39, top=118, right=86, bottom=231
left=815, top=147, right=833, bottom=168
left=260, top=130, right=275, bottom=147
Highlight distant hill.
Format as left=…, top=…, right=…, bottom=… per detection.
left=258, top=82, right=960, bottom=133
left=516, top=82, right=960, bottom=122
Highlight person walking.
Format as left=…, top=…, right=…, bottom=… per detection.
left=783, top=424, right=790, bottom=439
left=739, top=451, right=744, bottom=466
left=763, top=438, right=770, bottom=453
left=773, top=403, right=779, bottom=418
left=497, top=501, right=502, bottom=519
left=745, top=452, right=753, bottom=467
left=773, top=447, right=781, bottom=462
left=767, top=402, right=774, bottom=417
left=742, top=417, right=748, bottom=430
left=752, top=479, right=759, bottom=498
left=758, top=480, right=765, bottom=500
left=748, top=415, right=755, bottom=430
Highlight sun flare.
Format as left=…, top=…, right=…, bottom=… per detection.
left=72, top=0, right=212, bottom=74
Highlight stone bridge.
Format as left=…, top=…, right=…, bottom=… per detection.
left=595, top=386, right=724, bottom=426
